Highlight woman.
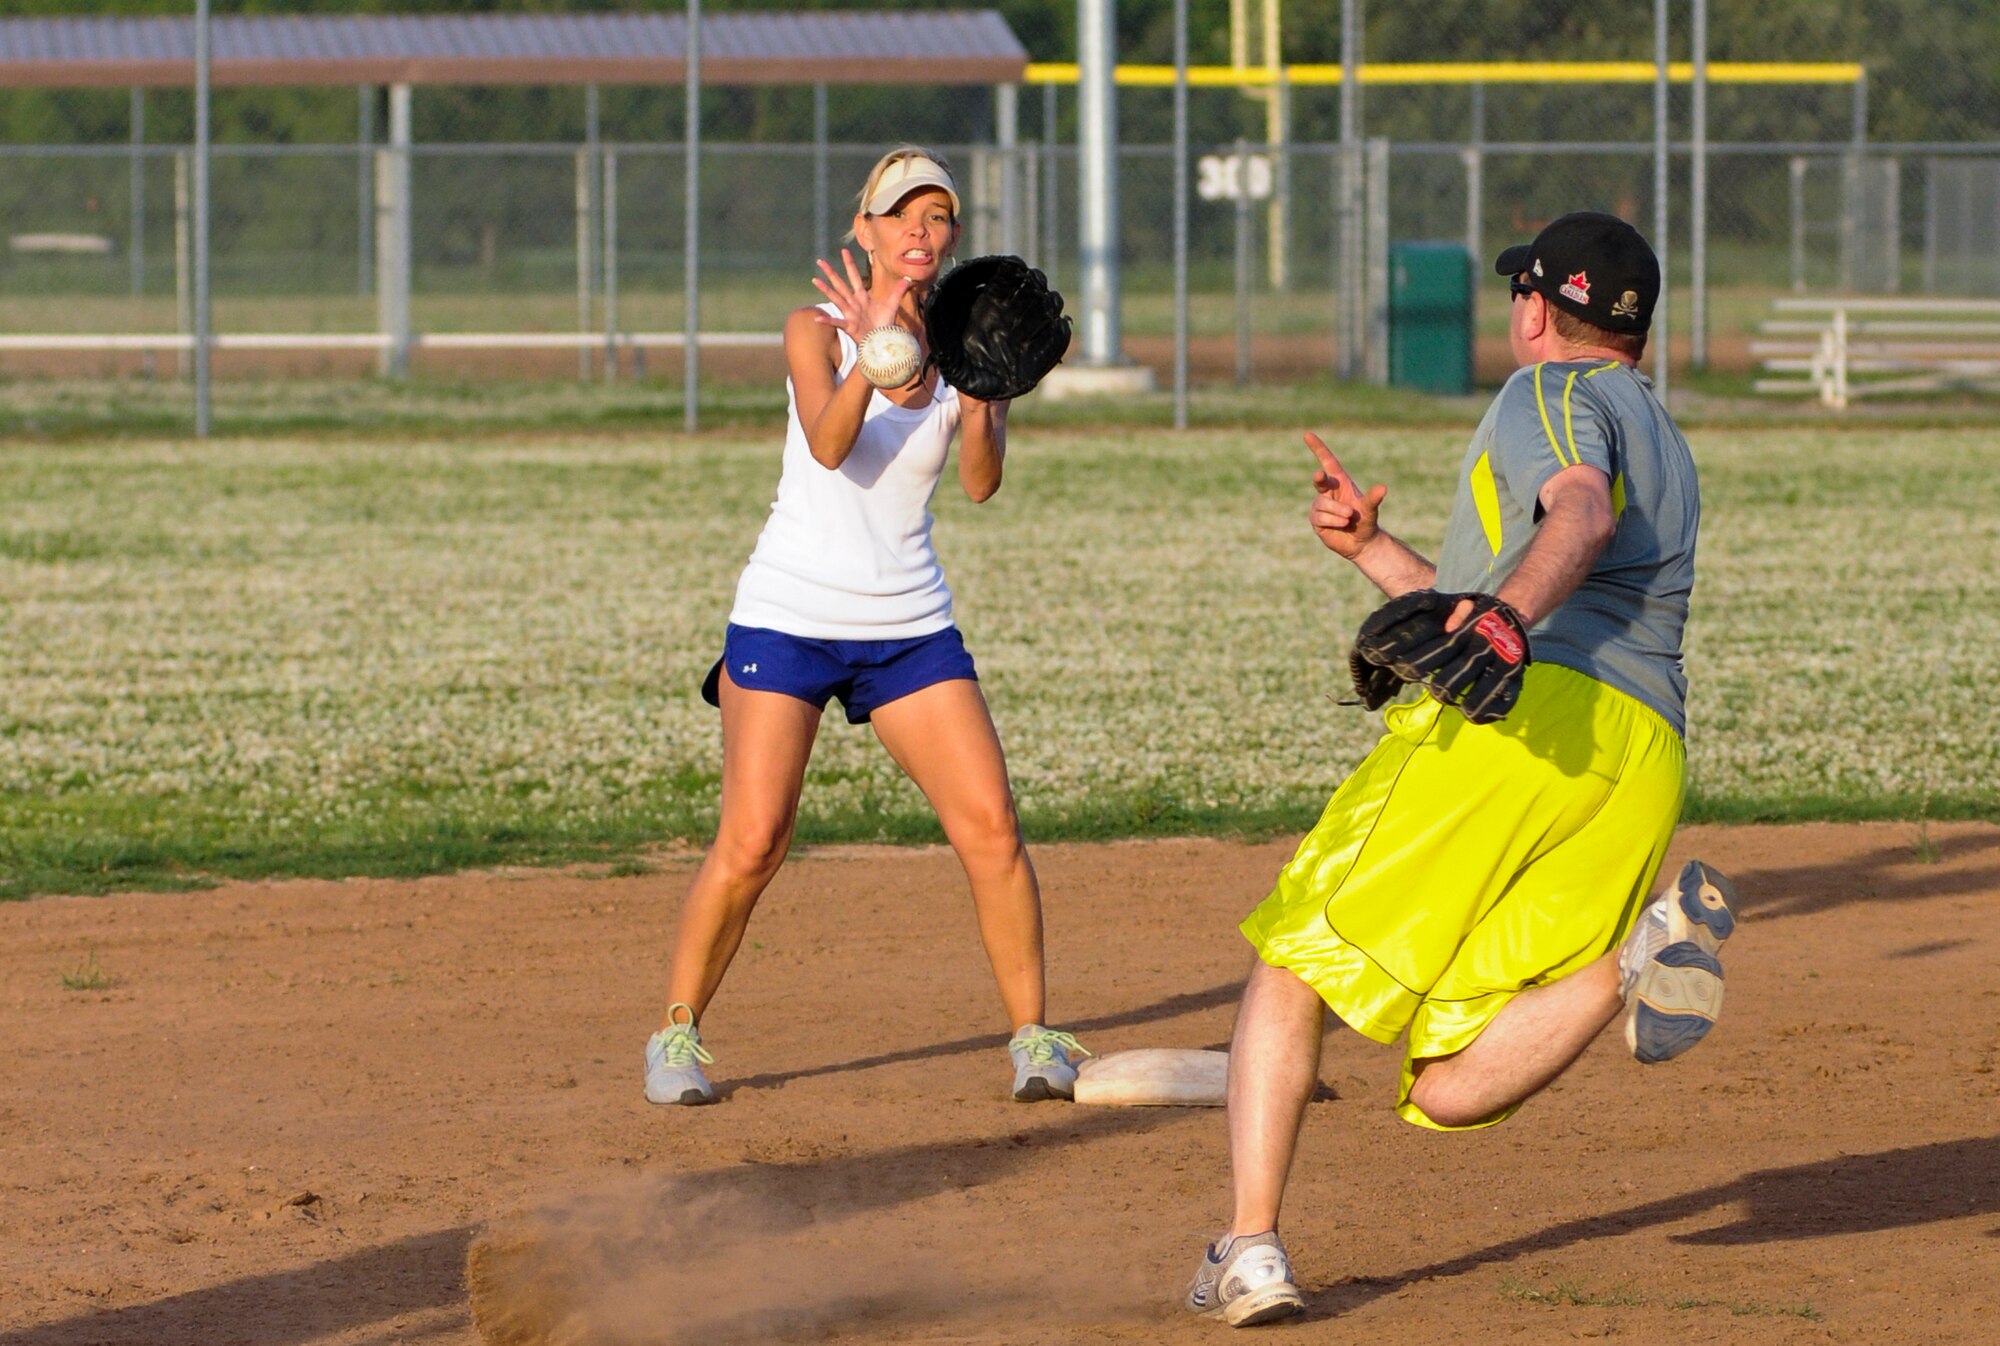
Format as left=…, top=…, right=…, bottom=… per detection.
left=644, top=147, right=1087, bottom=1106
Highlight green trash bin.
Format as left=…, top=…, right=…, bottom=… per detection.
left=1389, top=242, right=1474, bottom=396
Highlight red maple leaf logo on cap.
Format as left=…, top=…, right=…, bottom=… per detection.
left=1567, top=272, right=1590, bottom=297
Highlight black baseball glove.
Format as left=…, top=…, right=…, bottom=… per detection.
left=923, top=255, right=1072, bottom=400
left=1349, top=589, right=1533, bottom=724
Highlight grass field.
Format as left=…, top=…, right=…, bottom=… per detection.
left=0, top=400, right=1994, bottom=899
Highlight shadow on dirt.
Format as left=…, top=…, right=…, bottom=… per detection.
left=722, top=978, right=1243, bottom=1094
left=0, top=1226, right=474, bottom=1346
left=1729, top=829, right=2000, bottom=922
left=1314, top=1133, right=2000, bottom=1317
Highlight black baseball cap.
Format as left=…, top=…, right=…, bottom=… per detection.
left=1495, top=211, right=1660, bottom=335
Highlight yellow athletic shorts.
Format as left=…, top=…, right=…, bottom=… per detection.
left=1239, top=662, right=1685, bottom=1132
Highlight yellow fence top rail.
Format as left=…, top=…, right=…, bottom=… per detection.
left=1023, top=61, right=1864, bottom=88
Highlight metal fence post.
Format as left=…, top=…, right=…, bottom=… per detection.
left=813, top=82, right=829, bottom=262
left=1042, top=82, right=1059, bottom=292
left=578, top=83, right=598, bottom=381
left=174, top=150, right=190, bottom=381
left=376, top=83, right=412, bottom=379
left=1691, top=0, right=1709, bottom=370
left=129, top=88, right=145, bottom=299
left=1336, top=0, right=1363, bottom=380
left=130, top=87, right=150, bottom=377
left=1173, top=0, right=1189, bottom=429
left=1269, top=65, right=1290, bottom=293
left=996, top=82, right=1019, bottom=255
left=1235, top=138, right=1252, bottom=385
left=1365, top=136, right=1389, bottom=385
left=1077, top=0, right=1123, bottom=365
left=684, top=0, right=702, bottom=434
left=193, top=0, right=212, bottom=437
left=1652, top=0, right=1670, bottom=404
left=357, top=85, right=373, bottom=295
left=603, top=147, right=619, bottom=382
left=1463, top=80, right=1483, bottom=276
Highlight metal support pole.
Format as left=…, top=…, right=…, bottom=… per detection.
left=131, top=87, right=150, bottom=377
left=1464, top=81, right=1483, bottom=270
left=1882, top=156, right=1901, bottom=294
left=604, top=148, right=619, bottom=382
left=376, top=84, right=412, bottom=378
left=357, top=85, right=373, bottom=295
left=1269, top=67, right=1290, bottom=292
left=1365, top=136, right=1389, bottom=386
left=1077, top=0, right=1123, bottom=364
left=174, top=152, right=189, bottom=381
left=1235, top=138, right=1252, bottom=386
left=1042, top=82, right=1059, bottom=291
left=996, top=82, right=1019, bottom=256
left=578, top=84, right=599, bottom=381
left=1173, top=0, right=1190, bottom=429
left=129, top=88, right=145, bottom=298
left=1652, top=0, right=1669, bottom=403
left=813, top=82, right=829, bottom=262
left=1337, top=0, right=1363, bottom=380
left=193, top=0, right=212, bottom=437
left=684, top=0, right=702, bottom=433
left=1691, top=0, right=1708, bottom=370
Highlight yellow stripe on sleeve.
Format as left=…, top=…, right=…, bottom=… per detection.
left=1561, top=369, right=1583, bottom=468
left=1470, top=451, right=1504, bottom=555
left=1532, top=364, right=1575, bottom=468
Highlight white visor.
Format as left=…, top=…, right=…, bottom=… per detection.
left=862, top=155, right=961, bottom=219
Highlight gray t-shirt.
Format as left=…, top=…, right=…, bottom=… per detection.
left=1434, top=359, right=1699, bottom=734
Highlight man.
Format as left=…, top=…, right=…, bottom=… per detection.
left=1184, top=212, right=1736, bottom=1327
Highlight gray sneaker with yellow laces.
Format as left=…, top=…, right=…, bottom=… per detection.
left=644, top=1002, right=717, bottom=1105
left=1007, top=1024, right=1090, bottom=1101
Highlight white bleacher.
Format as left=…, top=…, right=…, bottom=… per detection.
left=1752, top=298, right=2000, bottom=409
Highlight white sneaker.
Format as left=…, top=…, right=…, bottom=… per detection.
left=1183, top=1230, right=1306, bottom=1326
left=1621, top=860, right=1737, bottom=1064
left=1007, top=1024, right=1090, bottom=1101
left=644, top=1003, right=717, bottom=1105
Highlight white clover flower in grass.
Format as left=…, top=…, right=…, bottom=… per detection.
left=0, top=426, right=1994, bottom=857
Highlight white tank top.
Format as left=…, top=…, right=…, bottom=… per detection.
left=729, top=305, right=961, bottom=640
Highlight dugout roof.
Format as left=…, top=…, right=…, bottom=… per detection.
left=0, top=12, right=1028, bottom=89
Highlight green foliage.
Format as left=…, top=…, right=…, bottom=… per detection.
left=2, top=1, right=1995, bottom=147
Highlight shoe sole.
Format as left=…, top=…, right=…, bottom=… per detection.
left=645, top=1084, right=718, bottom=1106
left=1626, top=861, right=1735, bottom=1065
left=1224, top=1283, right=1306, bottom=1327
left=1626, top=941, right=1725, bottom=1063
left=1012, top=1076, right=1074, bottom=1102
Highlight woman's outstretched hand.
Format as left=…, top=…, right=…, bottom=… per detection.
left=811, top=248, right=913, bottom=345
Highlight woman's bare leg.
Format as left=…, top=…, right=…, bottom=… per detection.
left=869, top=679, right=1045, bottom=1029
left=659, top=671, right=822, bottom=1026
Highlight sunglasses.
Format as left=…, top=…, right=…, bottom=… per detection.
left=1509, top=278, right=1538, bottom=301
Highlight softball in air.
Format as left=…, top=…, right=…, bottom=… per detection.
left=857, top=324, right=923, bottom=388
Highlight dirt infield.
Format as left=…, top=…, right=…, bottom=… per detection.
left=4, top=822, right=1996, bottom=1345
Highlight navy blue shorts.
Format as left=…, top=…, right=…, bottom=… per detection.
left=700, top=623, right=979, bottom=724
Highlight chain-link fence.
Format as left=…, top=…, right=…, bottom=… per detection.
left=2, top=2, right=1998, bottom=421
